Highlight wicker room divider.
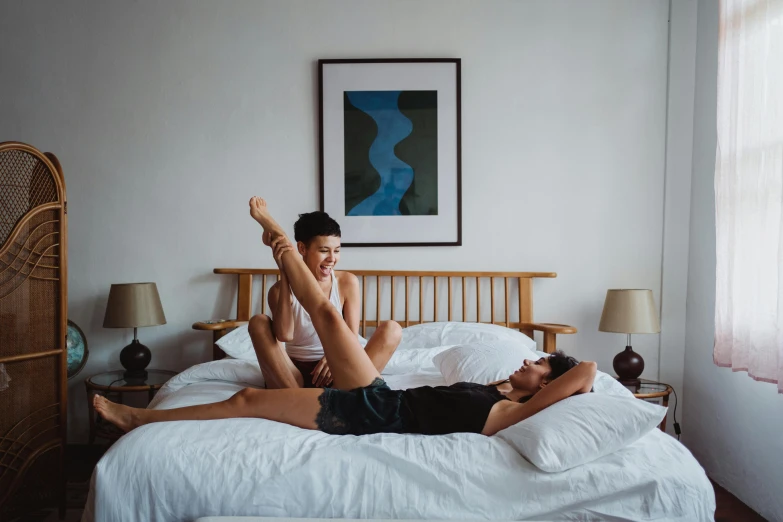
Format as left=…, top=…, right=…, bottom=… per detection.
left=0, top=142, right=68, bottom=518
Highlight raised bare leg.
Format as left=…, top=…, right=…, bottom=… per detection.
left=93, top=387, right=323, bottom=432
left=250, top=197, right=381, bottom=390
left=248, top=314, right=304, bottom=389
left=364, top=320, right=402, bottom=373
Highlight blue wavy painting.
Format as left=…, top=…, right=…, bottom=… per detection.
left=344, top=90, right=438, bottom=216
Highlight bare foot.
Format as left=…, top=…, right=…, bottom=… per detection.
left=93, top=395, right=141, bottom=433
left=248, top=197, right=285, bottom=243
left=249, top=196, right=266, bottom=221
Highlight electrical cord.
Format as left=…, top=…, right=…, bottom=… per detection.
left=644, top=381, right=681, bottom=440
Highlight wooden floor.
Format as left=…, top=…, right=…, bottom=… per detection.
left=714, top=480, right=767, bottom=521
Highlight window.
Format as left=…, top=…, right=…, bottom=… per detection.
left=714, top=0, right=783, bottom=392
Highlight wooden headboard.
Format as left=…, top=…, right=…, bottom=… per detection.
left=193, top=269, right=576, bottom=359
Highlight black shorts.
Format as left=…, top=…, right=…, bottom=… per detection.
left=316, top=378, right=409, bottom=435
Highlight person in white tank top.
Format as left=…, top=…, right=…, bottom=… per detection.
left=247, top=211, right=397, bottom=389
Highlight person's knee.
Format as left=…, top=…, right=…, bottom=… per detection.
left=248, top=314, right=275, bottom=347
left=249, top=313, right=272, bottom=334
left=229, top=387, right=259, bottom=410
left=378, top=320, right=402, bottom=343
left=314, top=301, right=343, bottom=328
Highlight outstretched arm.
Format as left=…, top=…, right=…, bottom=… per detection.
left=269, top=281, right=294, bottom=342
left=482, top=361, right=597, bottom=436
left=268, top=236, right=296, bottom=342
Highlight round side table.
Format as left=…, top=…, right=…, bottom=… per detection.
left=622, top=378, right=673, bottom=431
left=85, top=369, right=176, bottom=443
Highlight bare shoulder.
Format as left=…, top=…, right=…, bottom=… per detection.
left=336, top=271, right=360, bottom=290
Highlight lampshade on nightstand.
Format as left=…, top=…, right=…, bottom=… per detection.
left=103, top=282, right=166, bottom=381
left=599, top=289, right=660, bottom=386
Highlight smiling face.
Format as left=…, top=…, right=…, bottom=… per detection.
left=299, top=235, right=341, bottom=282
left=508, top=357, right=553, bottom=395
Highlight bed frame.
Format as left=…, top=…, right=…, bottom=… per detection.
left=193, top=269, right=576, bottom=360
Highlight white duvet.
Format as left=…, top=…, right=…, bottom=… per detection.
left=83, top=334, right=714, bottom=522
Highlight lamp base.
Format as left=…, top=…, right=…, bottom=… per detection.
left=613, top=345, right=644, bottom=385
left=120, top=339, right=151, bottom=383
left=617, top=377, right=642, bottom=389
left=122, top=369, right=149, bottom=382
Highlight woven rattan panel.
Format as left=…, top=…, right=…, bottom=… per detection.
left=0, top=143, right=64, bottom=515
left=0, top=149, right=57, bottom=247
left=0, top=356, right=60, bottom=507
left=0, top=209, right=60, bottom=359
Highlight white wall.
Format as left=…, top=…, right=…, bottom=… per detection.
left=0, top=0, right=670, bottom=442
left=683, top=1, right=783, bottom=520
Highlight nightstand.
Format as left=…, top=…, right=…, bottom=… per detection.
left=622, top=378, right=673, bottom=431
left=85, top=369, right=176, bottom=443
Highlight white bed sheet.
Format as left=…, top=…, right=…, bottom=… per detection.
left=83, top=350, right=714, bottom=522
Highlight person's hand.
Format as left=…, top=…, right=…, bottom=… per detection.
left=271, top=236, right=294, bottom=269
left=311, top=356, right=333, bottom=387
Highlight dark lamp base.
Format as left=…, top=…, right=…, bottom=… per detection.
left=119, top=339, right=151, bottom=382
left=613, top=345, right=644, bottom=384
left=122, top=369, right=149, bottom=382
left=617, top=378, right=642, bottom=388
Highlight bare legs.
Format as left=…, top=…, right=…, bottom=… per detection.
left=93, top=387, right=322, bottom=432
left=248, top=314, right=304, bottom=389
left=248, top=313, right=401, bottom=389
left=249, top=196, right=387, bottom=390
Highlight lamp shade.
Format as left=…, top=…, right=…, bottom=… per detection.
left=103, top=282, right=166, bottom=328
left=598, top=289, right=660, bottom=334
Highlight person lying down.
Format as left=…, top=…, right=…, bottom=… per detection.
left=94, top=197, right=597, bottom=437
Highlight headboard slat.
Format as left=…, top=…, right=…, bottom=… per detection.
left=361, top=276, right=367, bottom=337
left=504, top=278, right=510, bottom=328
left=404, top=276, right=409, bottom=327
left=476, top=277, right=481, bottom=323
left=462, top=277, right=467, bottom=321
left=433, top=277, right=438, bottom=323
left=448, top=276, right=453, bottom=321
left=390, top=276, right=395, bottom=322
left=376, top=275, right=380, bottom=324
left=490, top=276, right=496, bottom=325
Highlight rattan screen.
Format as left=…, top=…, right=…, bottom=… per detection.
left=0, top=143, right=67, bottom=517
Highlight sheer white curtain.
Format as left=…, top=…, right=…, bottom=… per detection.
left=715, top=0, right=783, bottom=392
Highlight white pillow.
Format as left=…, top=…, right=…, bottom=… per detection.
left=214, top=324, right=257, bottom=361
left=400, top=322, right=538, bottom=352
left=214, top=323, right=368, bottom=362
left=494, top=393, right=667, bottom=472
left=433, top=341, right=539, bottom=385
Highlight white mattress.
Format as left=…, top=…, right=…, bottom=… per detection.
left=83, top=341, right=714, bottom=522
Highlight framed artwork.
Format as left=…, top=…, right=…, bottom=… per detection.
left=319, top=58, right=462, bottom=247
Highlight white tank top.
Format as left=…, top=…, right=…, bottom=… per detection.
left=283, top=270, right=342, bottom=362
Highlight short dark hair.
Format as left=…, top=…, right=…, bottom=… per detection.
left=546, top=351, right=580, bottom=382
left=293, top=211, right=341, bottom=245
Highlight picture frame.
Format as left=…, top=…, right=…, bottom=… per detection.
left=319, top=58, right=462, bottom=247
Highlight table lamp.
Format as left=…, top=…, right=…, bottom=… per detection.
left=103, top=282, right=166, bottom=381
left=598, top=289, right=660, bottom=387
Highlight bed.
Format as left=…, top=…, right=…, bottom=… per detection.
left=82, top=270, right=715, bottom=522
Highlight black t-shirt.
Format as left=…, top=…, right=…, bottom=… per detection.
left=400, top=382, right=509, bottom=435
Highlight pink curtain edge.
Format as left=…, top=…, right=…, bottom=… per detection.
left=713, top=357, right=783, bottom=392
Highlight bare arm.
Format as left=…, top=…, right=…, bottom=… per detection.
left=269, top=278, right=295, bottom=342
left=340, top=272, right=361, bottom=336
left=482, top=361, right=598, bottom=436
